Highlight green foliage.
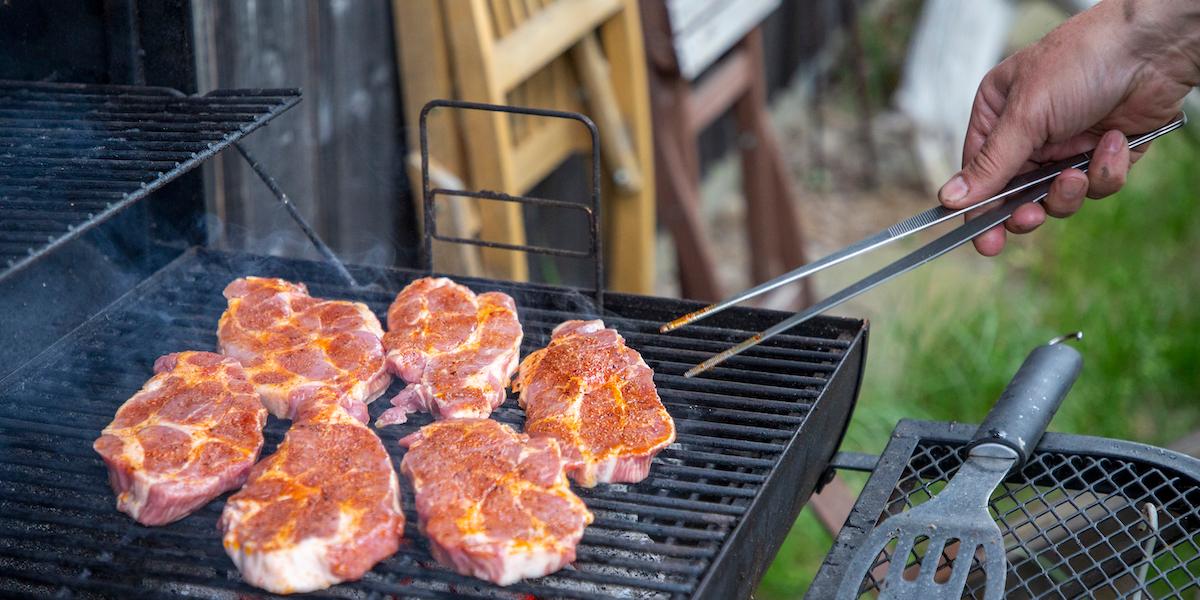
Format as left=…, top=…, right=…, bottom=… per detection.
left=757, top=137, right=1200, bottom=598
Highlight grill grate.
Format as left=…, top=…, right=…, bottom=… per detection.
left=0, top=80, right=300, bottom=282
left=0, top=248, right=866, bottom=599
left=809, top=421, right=1200, bottom=599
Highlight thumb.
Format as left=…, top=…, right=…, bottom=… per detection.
left=940, top=114, right=1039, bottom=209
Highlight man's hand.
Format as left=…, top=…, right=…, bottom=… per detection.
left=938, top=0, right=1200, bottom=256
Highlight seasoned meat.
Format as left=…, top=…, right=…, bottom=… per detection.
left=218, top=277, right=390, bottom=421
left=400, top=419, right=592, bottom=585
left=219, top=388, right=404, bottom=594
left=514, top=320, right=675, bottom=487
left=377, top=277, right=522, bottom=426
left=93, top=352, right=267, bottom=526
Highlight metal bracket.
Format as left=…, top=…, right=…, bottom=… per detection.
left=233, top=143, right=357, bottom=286
left=418, top=99, right=604, bottom=309
left=830, top=451, right=879, bottom=472
left=157, top=86, right=356, bottom=287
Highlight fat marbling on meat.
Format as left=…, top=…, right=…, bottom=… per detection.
left=218, top=276, right=390, bottom=421
left=399, top=418, right=592, bottom=585
left=377, top=277, right=522, bottom=426
left=94, top=351, right=268, bottom=526
left=514, top=320, right=675, bottom=487
left=219, top=387, right=405, bottom=594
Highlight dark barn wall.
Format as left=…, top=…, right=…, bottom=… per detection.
left=192, top=0, right=413, bottom=269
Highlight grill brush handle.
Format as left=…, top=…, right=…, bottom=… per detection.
left=966, top=333, right=1083, bottom=467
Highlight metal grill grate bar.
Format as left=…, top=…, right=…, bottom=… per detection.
left=0, top=80, right=300, bottom=281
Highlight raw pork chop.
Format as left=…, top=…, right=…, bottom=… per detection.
left=219, top=388, right=405, bottom=594
left=218, top=277, right=390, bottom=421
left=93, top=351, right=267, bottom=526
left=377, top=277, right=522, bottom=425
left=514, top=320, right=675, bottom=487
left=400, top=419, right=592, bottom=585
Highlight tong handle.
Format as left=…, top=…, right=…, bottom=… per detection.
left=966, top=334, right=1083, bottom=466
left=983, top=113, right=1186, bottom=215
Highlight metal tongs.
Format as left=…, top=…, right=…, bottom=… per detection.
left=666, top=114, right=1187, bottom=377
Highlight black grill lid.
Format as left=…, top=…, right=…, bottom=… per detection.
left=0, top=80, right=300, bottom=282
left=0, top=248, right=867, bottom=599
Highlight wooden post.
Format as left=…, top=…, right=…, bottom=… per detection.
left=598, top=0, right=656, bottom=294
left=444, top=0, right=530, bottom=282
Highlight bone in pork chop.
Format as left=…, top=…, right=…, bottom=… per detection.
left=400, top=419, right=592, bottom=585
left=377, top=277, right=522, bottom=426
left=218, top=277, right=390, bottom=421
left=219, top=388, right=405, bottom=594
left=514, top=320, right=675, bottom=487
left=93, top=352, right=268, bottom=526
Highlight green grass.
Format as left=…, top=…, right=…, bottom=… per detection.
left=756, top=136, right=1200, bottom=598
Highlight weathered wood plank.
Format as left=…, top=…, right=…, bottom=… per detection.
left=192, top=0, right=401, bottom=266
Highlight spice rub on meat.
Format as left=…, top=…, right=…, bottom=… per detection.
left=219, top=388, right=405, bottom=594
left=514, top=320, right=675, bottom=487
left=377, top=277, right=522, bottom=426
left=94, top=351, right=268, bottom=526
left=399, top=419, right=592, bottom=586
left=218, top=277, right=390, bottom=421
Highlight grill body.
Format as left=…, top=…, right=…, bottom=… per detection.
left=809, top=420, right=1200, bottom=599
left=0, top=248, right=867, bottom=599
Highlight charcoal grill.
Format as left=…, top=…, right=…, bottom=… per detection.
left=0, top=83, right=870, bottom=599
left=808, top=421, right=1200, bottom=598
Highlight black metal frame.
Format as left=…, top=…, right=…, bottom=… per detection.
left=419, top=99, right=605, bottom=308
left=808, top=420, right=1200, bottom=598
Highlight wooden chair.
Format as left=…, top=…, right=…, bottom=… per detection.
left=640, top=0, right=814, bottom=305
left=393, top=0, right=656, bottom=294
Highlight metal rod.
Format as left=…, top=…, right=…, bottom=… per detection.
left=431, top=188, right=596, bottom=212
left=431, top=234, right=594, bottom=258
left=418, top=98, right=604, bottom=309
left=1131, top=503, right=1159, bottom=600
left=234, top=143, right=357, bottom=287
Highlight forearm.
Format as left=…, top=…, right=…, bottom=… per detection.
left=1122, top=0, right=1200, bottom=86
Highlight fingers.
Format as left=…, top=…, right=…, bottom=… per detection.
left=1087, top=129, right=1130, bottom=198
left=973, top=226, right=1007, bottom=257
left=1042, top=168, right=1088, bottom=218
left=961, top=59, right=1016, bottom=165
left=940, top=110, right=1041, bottom=210
left=943, top=64, right=1028, bottom=211
left=1006, top=203, right=1046, bottom=234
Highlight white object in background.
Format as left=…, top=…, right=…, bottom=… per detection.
left=667, top=0, right=781, bottom=80
left=895, top=0, right=1016, bottom=191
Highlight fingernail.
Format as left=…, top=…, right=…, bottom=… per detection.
left=940, top=174, right=968, bottom=206
left=1063, top=176, right=1086, bottom=198
left=1103, top=130, right=1124, bottom=153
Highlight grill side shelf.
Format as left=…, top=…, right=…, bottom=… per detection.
left=807, top=420, right=1200, bottom=599
left=0, top=80, right=301, bottom=283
